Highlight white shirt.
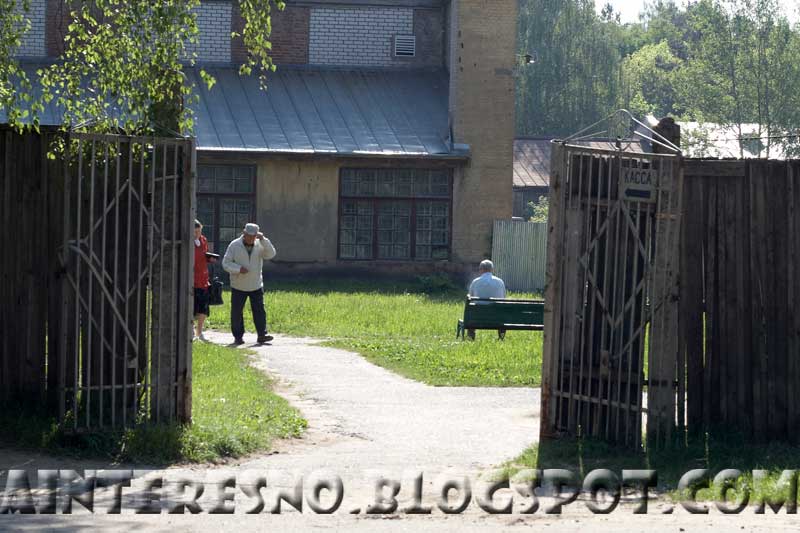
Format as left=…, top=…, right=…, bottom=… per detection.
left=222, top=236, right=277, bottom=292
left=468, top=272, right=507, bottom=299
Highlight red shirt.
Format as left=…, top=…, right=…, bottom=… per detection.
left=194, top=235, right=210, bottom=289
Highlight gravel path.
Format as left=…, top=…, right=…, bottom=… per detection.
left=2, top=333, right=797, bottom=531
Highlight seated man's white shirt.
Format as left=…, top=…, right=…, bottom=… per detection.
left=469, top=272, right=507, bottom=299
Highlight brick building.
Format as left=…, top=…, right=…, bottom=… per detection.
left=9, top=0, right=518, bottom=277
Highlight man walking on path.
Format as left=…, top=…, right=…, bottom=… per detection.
left=222, top=223, right=277, bottom=345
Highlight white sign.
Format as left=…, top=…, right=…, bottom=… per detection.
left=621, top=167, right=657, bottom=203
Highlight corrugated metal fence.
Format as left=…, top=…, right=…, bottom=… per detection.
left=491, top=220, right=547, bottom=293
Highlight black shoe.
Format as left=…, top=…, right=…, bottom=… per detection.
left=257, top=334, right=274, bottom=344
left=233, top=338, right=245, bottom=346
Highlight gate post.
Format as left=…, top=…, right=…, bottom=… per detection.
left=540, top=142, right=566, bottom=439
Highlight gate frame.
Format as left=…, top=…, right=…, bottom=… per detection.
left=55, top=132, right=196, bottom=431
left=541, top=138, right=684, bottom=449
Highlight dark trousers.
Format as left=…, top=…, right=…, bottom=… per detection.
left=231, top=288, right=268, bottom=340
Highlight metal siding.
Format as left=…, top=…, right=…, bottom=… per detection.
left=491, top=220, right=547, bottom=293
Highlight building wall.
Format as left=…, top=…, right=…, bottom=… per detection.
left=15, top=0, right=46, bottom=57
left=308, top=7, right=413, bottom=67
left=187, top=0, right=232, bottom=63
left=449, top=0, right=517, bottom=263
left=255, top=159, right=341, bottom=263
left=233, top=5, right=310, bottom=65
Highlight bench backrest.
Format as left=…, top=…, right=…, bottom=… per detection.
left=462, top=298, right=545, bottom=327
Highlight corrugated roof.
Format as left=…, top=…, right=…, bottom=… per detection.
left=189, top=67, right=452, bottom=156
left=2, top=64, right=456, bottom=158
left=513, top=138, right=651, bottom=189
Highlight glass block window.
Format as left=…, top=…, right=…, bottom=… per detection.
left=339, top=168, right=452, bottom=261
left=339, top=200, right=374, bottom=259
left=198, top=164, right=255, bottom=194
left=197, top=164, right=256, bottom=254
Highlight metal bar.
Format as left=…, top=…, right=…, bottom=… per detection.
left=635, top=199, right=654, bottom=448
left=624, top=199, right=643, bottom=446
left=152, top=138, right=163, bottom=424
left=59, top=133, right=71, bottom=422
left=97, top=141, right=109, bottom=427
left=135, top=141, right=148, bottom=422
left=551, top=390, right=649, bottom=413
left=111, top=139, right=121, bottom=428
left=122, top=141, right=133, bottom=427
left=170, top=143, right=179, bottom=421
left=73, top=139, right=83, bottom=431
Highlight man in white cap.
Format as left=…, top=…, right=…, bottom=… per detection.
left=222, top=223, right=277, bottom=345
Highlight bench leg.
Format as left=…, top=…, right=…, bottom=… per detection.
left=467, top=329, right=476, bottom=341
left=498, top=329, right=506, bottom=341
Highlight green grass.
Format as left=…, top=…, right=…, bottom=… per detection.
left=205, top=277, right=543, bottom=387
left=0, top=342, right=306, bottom=464
left=503, top=432, right=800, bottom=504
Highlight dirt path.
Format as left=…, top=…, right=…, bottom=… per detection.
left=2, top=333, right=798, bottom=531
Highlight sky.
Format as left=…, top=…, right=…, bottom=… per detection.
left=596, top=0, right=799, bottom=24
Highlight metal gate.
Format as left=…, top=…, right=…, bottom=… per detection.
left=541, top=141, right=683, bottom=448
left=56, top=133, right=196, bottom=430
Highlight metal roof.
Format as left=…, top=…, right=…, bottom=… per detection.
left=2, top=64, right=458, bottom=158
left=513, top=138, right=651, bottom=189
left=189, top=67, right=454, bottom=157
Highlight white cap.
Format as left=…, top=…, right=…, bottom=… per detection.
left=244, top=223, right=259, bottom=236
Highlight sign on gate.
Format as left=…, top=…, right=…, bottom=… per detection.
left=620, top=166, right=657, bottom=203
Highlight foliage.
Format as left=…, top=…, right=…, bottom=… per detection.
left=0, top=0, right=32, bottom=129
left=416, top=272, right=460, bottom=294
left=0, top=342, right=306, bottom=463
left=528, top=195, right=549, bottom=223
left=3, top=0, right=283, bottom=136
left=517, top=0, right=800, bottom=155
left=205, top=278, right=544, bottom=387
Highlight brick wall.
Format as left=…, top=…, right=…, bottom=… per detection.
left=308, top=7, right=413, bottom=67
left=187, top=0, right=232, bottom=63
left=449, top=0, right=517, bottom=264
left=232, top=5, right=309, bottom=65
left=15, top=0, right=46, bottom=58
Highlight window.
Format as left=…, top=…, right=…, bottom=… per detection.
left=338, top=168, right=452, bottom=261
left=197, top=164, right=256, bottom=254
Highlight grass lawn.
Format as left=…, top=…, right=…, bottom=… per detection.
left=0, top=342, right=306, bottom=464
left=204, top=277, right=543, bottom=387
left=504, top=433, right=800, bottom=504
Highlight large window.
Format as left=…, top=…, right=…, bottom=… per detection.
left=338, top=168, right=452, bottom=261
left=196, top=164, right=256, bottom=254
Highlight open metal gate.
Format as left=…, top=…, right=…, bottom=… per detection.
left=541, top=141, right=683, bottom=448
left=56, top=132, right=196, bottom=430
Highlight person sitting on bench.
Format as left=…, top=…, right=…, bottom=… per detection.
left=467, top=260, right=507, bottom=339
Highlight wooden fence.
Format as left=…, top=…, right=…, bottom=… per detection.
left=680, top=159, right=800, bottom=444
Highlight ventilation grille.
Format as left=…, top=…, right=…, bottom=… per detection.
left=394, top=35, right=416, bottom=57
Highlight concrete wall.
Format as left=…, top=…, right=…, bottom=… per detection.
left=448, top=0, right=517, bottom=263
left=255, top=159, right=340, bottom=263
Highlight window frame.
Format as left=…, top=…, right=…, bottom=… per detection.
left=337, top=167, right=454, bottom=262
left=196, top=163, right=258, bottom=255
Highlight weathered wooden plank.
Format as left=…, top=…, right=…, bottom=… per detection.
left=681, top=175, right=705, bottom=434
left=770, top=161, right=788, bottom=439
left=684, top=160, right=746, bottom=177
left=749, top=162, right=769, bottom=443
left=540, top=142, right=567, bottom=439
left=704, top=177, right=718, bottom=429
left=735, top=170, right=753, bottom=439
left=789, top=161, right=800, bottom=444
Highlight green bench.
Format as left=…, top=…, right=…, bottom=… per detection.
left=456, top=298, right=545, bottom=340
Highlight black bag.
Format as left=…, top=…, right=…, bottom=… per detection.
left=209, top=277, right=224, bottom=306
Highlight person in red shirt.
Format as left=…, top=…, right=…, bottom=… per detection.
left=193, top=219, right=215, bottom=341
